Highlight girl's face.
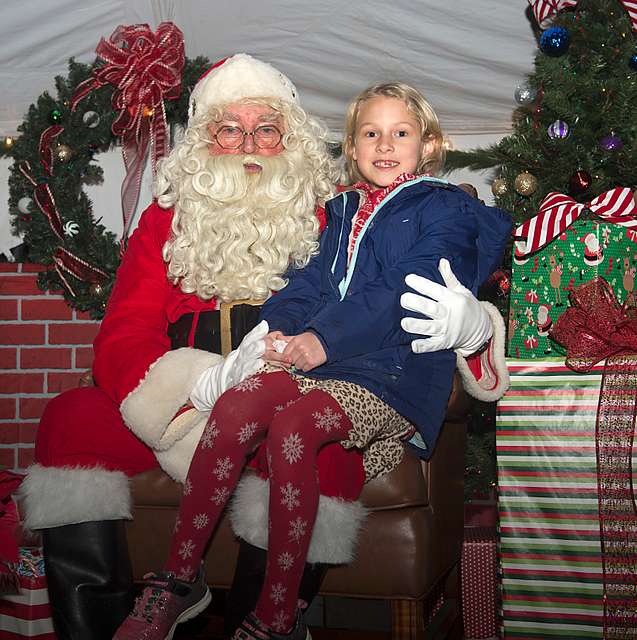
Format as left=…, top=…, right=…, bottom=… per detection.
left=352, top=96, right=429, bottom=189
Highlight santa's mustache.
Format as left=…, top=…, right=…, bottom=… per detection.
left=188, top=151, right=295, bottom=205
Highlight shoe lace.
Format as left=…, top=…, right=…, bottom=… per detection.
left=131, top=573, right=170, bottom=622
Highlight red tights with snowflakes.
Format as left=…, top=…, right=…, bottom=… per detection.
left=164, top=370, right=352, bottom=633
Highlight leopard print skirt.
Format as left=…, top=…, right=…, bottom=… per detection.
left=260, top=364, right=414, bottom=480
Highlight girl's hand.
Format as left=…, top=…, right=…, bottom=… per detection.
left=283, top=332, right=327, bottom=372
left=264, top=331, right=292, bottom=366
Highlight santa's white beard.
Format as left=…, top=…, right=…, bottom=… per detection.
left=164, top=149, right=320, bottom=302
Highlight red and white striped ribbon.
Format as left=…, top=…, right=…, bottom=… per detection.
left=528, top=0, right=637, bottom=32
left=623, top=0, right=637, bottom=31
left=514, top=187, right=637, bottom=256
left=529, top=0, right=578, bottom=28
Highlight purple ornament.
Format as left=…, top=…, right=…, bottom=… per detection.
left=547, top=119, right=570, bottom=140
left=599, top=134, right=623, bottom=151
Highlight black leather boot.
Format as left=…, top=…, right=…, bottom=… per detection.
left=224, top=539, right=328, bottom=638
left=42, top=520, right=134, bottom=640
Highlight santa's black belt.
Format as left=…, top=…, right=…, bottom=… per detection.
left=167, top=300, right=263, bottom=356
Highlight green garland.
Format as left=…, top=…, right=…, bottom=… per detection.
left=6, top=55, right=210, bottom=319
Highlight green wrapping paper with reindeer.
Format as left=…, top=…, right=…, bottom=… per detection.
left=508, top=217, right=637, bottom=359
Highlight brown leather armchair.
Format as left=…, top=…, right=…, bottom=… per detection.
left=126, top=374, right=470, bottom=639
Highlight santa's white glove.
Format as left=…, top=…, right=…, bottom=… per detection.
left=189, top=320, right=268, bottom=411
left=400, top=259, right=493, bottom=357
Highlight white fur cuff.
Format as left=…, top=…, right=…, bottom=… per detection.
left=456, top=301, right=509, bottom=402
left=121, top=348, right=222, bottom=449
left=229, top=475, right=368, bottom=564
left=18, top=464, right=131, bottom=530
left=155, top=411, right=209, bottom=482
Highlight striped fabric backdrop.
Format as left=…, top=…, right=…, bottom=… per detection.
left=496, top=358, right=634, bottom=639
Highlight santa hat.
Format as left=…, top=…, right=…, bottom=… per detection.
left=188, top=53, right=299, bottom=121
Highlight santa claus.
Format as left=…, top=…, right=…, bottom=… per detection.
left=18, top=53, right=507, bottom=640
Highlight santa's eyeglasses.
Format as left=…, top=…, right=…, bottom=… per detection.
left=211, top=124, right=283, bottom=150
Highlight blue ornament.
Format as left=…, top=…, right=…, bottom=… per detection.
left=540, top=27, right=571, bottom=57
left=630, top=54, right=637, bottom=71
left=599, top=134, right=623, bottom=151
left=547, top=119, right=570, bottom=140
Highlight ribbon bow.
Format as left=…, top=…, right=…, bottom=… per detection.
left=528, top=0, right=637, bottom=32
left=549, top=277, right=637, bottom=371
left=71, top=22, right=185, bottom=247
left=514, top=187, right=637, bottom=257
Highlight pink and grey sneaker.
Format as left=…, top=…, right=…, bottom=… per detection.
left=232, top=610, right=311, bottom=640
left=113, top=567, right=211, bottom=640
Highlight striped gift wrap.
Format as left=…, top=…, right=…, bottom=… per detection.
left=496, top=358, right=637, bottom=639
left=0, top=548, right=55, bottom=639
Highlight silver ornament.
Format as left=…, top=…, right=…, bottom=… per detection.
left=82, top=111, right=101, bottom=128
left=18, top=197, right=33, bottom=214
left=514, top=83, right=537, bottom=105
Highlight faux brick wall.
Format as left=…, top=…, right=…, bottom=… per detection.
left=0, top=264, right=100, bottom=471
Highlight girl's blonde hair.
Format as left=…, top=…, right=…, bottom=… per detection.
left=342, top=82, right=445, bottom=184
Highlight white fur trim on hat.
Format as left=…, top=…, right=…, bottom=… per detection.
left=189, top=53, right=299, bottom=120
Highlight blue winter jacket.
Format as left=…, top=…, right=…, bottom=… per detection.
left=260, top=177, right=512, bottom=455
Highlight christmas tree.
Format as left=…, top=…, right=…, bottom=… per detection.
left=447, top=0, right=636, bottom=227
left=453, top=0, right=637, bottom=499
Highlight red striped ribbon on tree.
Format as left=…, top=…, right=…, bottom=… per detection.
left=38, top=126, right=63, bottom=176
left=514, top=187, right=637, bottom=257
left=528, top=0, right=637, bottom=32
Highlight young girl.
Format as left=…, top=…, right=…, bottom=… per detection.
left=114, top=82, right=511, bottom=640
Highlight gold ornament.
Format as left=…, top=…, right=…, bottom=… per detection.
left=491, top=178, right=509, bottom=197
left=514, top=172, right=538, bottom=196
left=142, top=106, right=154, bottom=118
left=4, top=136, right=15, bottom=149
left=55, top=143, right=73, bottom=163
left=89, top=283, right=104, bottom=296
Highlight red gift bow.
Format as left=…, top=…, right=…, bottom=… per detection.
left=549, top=277, right=637, bottom=371
left=528, top=0, right=637, bottom=32
left=71, top=23, right=185, bottom=248
left=514, top=188, right=637, bottom=257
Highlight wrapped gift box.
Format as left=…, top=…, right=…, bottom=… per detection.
left=507, top=217, right=637, bottom=359
left=496, top=357, right=637, bottom=639
left=0, top=548, right=55, bottom=640
left=461, top=526, right=498, bottom=640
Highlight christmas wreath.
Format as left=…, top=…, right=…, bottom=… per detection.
left=4, top=23, right=210, bottom=318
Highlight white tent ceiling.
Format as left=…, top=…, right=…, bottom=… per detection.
left=0, top=0, right=538, bottom=254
